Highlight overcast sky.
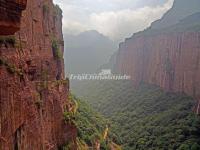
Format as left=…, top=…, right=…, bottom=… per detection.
left=53, top=0, right=174, bottom=41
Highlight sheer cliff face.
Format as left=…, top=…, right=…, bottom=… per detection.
left=0, top=0, right=76, bottom=149
left=0, top=0, right=27, bottom=35
left=116, top=32, right=200, bottom=98
left=114, top=0, right=200, bottom=113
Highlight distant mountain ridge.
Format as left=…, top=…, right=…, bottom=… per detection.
left=64, top=30, right=117, bottom=74
left=151, top=0, right=200, bottom=29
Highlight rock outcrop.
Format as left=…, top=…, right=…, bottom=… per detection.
left=0, top=0, right=77, bottom=149
left=0, top=0, right=27, bottom=35
left=113, top=0, right=200, bottom=113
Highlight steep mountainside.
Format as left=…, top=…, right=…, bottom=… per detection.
left=112, top=0, right=200, bottom=114
left=151, top=0, right=200, bottom=29
left=0, top=0, right=77, bottom=149
left=72, top=81, right=200, bottom=150
left=62, top=94, right=121, bottom=150
left=64, top=30, right=117, bottom=74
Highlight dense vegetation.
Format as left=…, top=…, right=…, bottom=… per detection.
left=0, top=36, right=16, bottom=47
left=62, top=94, right=117, bottom=150
left=72, top=80, right=200, bottom=150
left=52, top=39, right=62, bottom=59
left=75, top=98, right=108, bottom=146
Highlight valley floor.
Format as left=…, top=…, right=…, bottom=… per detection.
left=71, top=80, right=200, bottom=150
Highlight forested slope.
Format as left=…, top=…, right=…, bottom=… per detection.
left=72, top=81, right=200, bottom=150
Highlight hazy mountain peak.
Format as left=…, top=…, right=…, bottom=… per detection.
left=151, top=0, right=200, bottom=29
left=79, top=30, right=103, bottom=36
left=64, top=30, right=117, bottom=74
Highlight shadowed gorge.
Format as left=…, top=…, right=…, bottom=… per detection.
left=70, top=0, right=200, bottom=149
left=1, top=0, right=200, bottom=149
left=72, top=81, right=200, bottom=150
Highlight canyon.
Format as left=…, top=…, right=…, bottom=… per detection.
left=113, top=0, right=200, bottom=114
left=0, top=0, right=77, bottom=149
left=1, top=0, right=200, bottom=149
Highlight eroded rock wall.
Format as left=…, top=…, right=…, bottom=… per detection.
left=0, top=0, right=27, bottom=35
left=0, top=0, right=76, bottom=149
left=113, top=0, right=200, bottom=114
left=115, top=32, right=200, bottom=112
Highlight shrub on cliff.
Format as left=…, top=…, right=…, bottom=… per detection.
left=0, top=37, right=4, bottom=45
left=0, top=58, right=5, bottom=65
left=6, top=63, right=17, bottom=74
left=0, top=36, right=16, bottom=47
left=43, top=4, right=49, bottom=15
left=54, top=4, right=62, bottom=16
left=52, top=39, right=62, bottom=59
left=5, top=36, right=16, bottom=47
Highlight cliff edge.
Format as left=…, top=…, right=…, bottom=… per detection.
left=114, top=0, right=200, bottom=114
left=0, top=0, right=77, bottom=149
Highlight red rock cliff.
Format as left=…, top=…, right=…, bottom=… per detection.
left=0, top=0, right=27, bottom=35
left=115, top=32, right=200, bottom=113
left=114, top=0, right=200, bottom=114
left=0, top=0, right=77, bottom=149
